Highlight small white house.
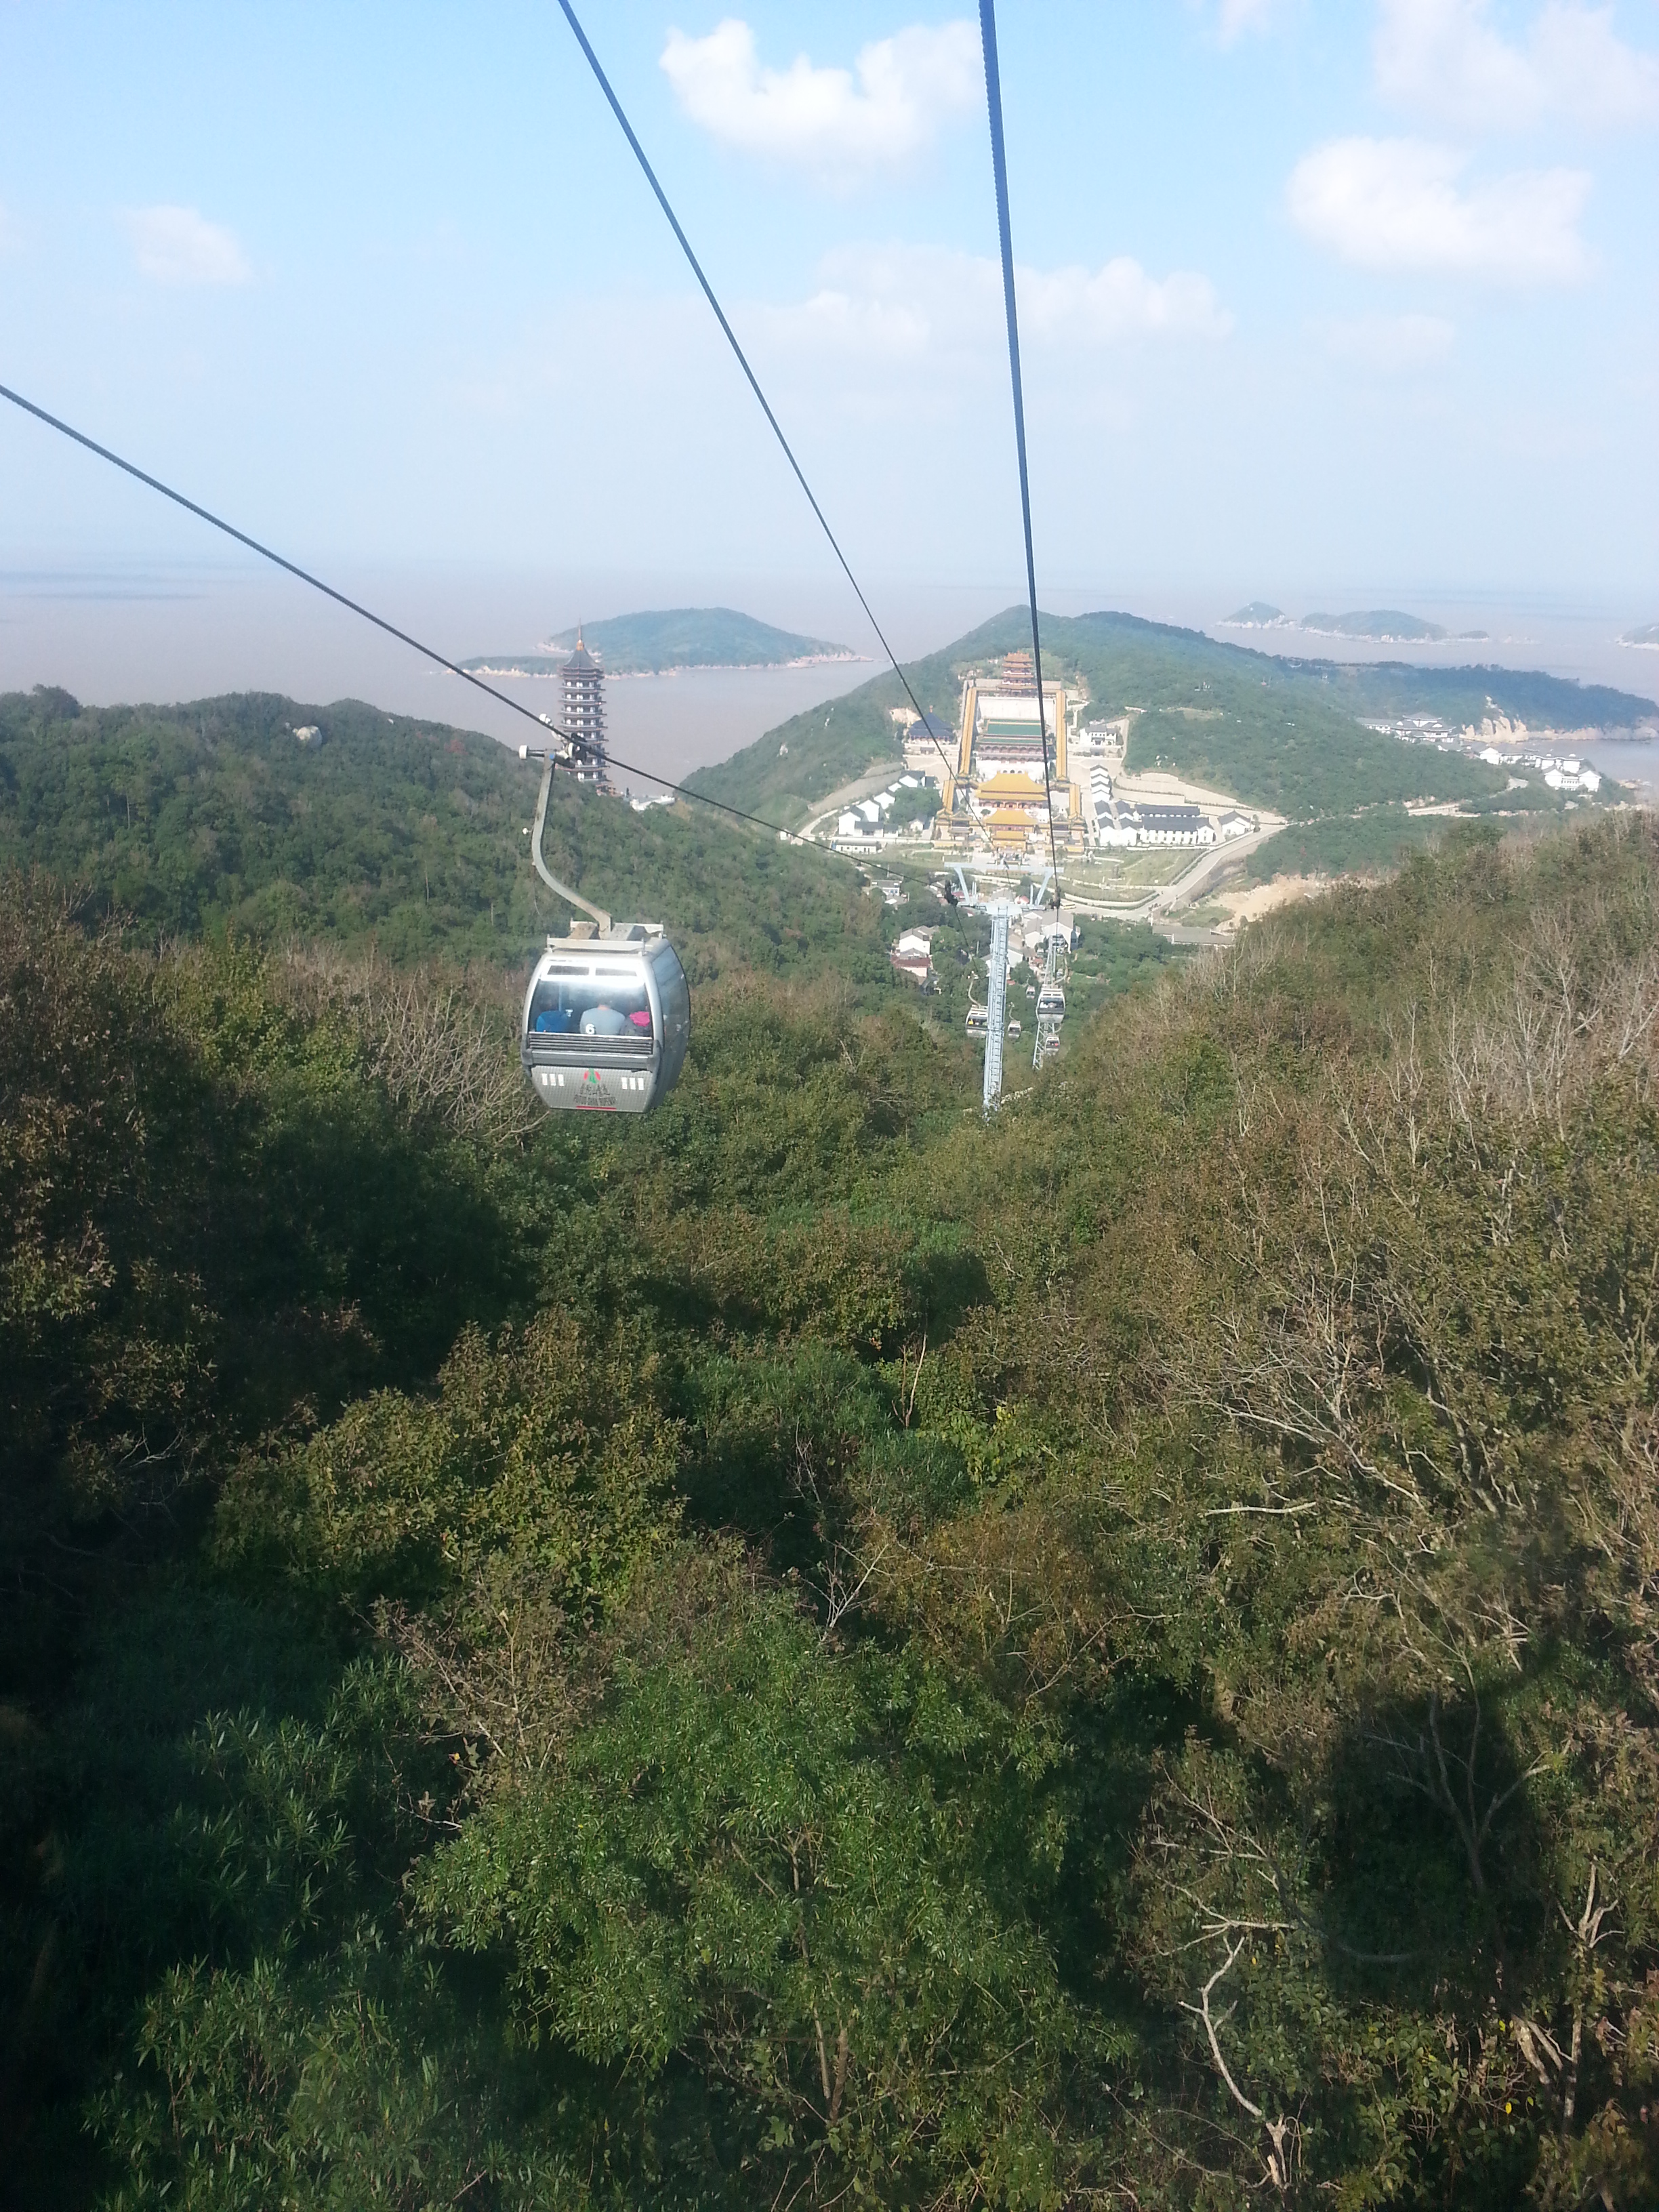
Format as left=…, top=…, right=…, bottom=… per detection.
left=1095, top=803, right=1144, bottom=848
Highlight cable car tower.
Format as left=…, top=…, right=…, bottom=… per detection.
left=981, top=901, right=1015, bottom=1111
left=954, top=867, right=1051, bottom=1113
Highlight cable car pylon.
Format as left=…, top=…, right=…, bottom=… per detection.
left=954, top=867, right=1050, bottom=1113
left=982, top=903, right=1012, bottom=1112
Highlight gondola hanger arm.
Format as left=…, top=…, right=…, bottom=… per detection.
left=524, top=750, right=613, bottom=936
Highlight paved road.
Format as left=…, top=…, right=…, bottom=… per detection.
left=1052, top=819, right=1288, bottom=945
left=800, top=794, right=1289, bottom=938
left=1147, top=819, right=1286, bottom=917
left=802, top=766, right=912, bottom=840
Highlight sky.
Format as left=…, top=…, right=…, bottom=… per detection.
left=0, top=0, right=1656, bottom=663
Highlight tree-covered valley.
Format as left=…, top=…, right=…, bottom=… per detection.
left=6, top=684, right=1659, bottom=2208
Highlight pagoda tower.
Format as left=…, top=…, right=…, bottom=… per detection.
left=560, top=628, right=608, bottom=783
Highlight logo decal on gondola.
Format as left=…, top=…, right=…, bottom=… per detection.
left=575, top=1067, right=615, bottom=1111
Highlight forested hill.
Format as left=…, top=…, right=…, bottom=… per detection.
left=540, top=607, right=854, bottom=672
left=1305, top=655, right=1658, bottom=733
left=465, top=609, right=856, bottom=677
left=685, top=606, right=1654, bottom=827
left=0, top=686, right=892, bottom=987
left=9, top=814, right=1659, bottom=2207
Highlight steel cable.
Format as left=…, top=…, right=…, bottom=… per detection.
left=978, top=0, right=1063, bottom=906
left=552, top=0, right=974, bottom=810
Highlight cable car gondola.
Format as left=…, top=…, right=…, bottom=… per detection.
left=518, top=749, right=690, bottom=1115
left=966, top=960, right=989, bottom=1036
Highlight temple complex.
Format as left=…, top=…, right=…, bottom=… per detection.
left=937, top=647, right=1082, bottom=853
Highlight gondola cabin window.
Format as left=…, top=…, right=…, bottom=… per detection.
left=529, top=964, right=654, bottom=1044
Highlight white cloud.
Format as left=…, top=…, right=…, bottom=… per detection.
left=1375, top=0, right=1659, bottom=130
left=119, top=205, right=249, bottom=286
left=1375, top=0, right=1538, bottom=122
left=1021, top=259, right=1234, bottom=344
left=1216, top=0, right=1279, bottom=43
left=1322, top=310, right=1456, bottom=370
left=1532, top=3, right=1659, bottom=126
left=660, top=16, right=981, bottom=184
left=1287, top=137, right=1591, bottom=283
left=757, top=243, right=1232, bottom=363
left=766, top=257, right=939, bottom=363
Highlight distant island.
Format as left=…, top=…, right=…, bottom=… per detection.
left=462, top=607, right=859, bottom=680
left=1622, top=622, right=1659, bottom=649
left=1222, top=605, right=1488, bottom=644
left=1303, top=609, right=1450, bottom=642
left=1221, top=602, right=1297, bottom=630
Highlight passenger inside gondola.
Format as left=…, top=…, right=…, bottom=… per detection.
left=527, top=970, right=654, bottom=1042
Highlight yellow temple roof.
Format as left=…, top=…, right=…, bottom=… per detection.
left=975, top=773, right=1048, bottom=802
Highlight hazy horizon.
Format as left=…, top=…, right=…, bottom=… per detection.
left=3, top=556, right=1651, bottom=706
